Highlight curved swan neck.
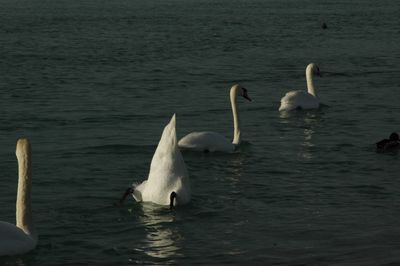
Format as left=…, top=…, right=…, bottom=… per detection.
left=230, top=85, right=241, bottom=145
left=306, top=65, right=317, bottom=97
left=16, top=139, right=35, bottom=237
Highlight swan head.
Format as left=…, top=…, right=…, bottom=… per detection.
left=307, top=63, right=321, bottom=77
left=231, top=84, right=252, bottom=101
left=16, top=138, right=31, bottom=162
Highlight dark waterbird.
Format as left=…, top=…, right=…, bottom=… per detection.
left=376, top=132, right=399, bottom=151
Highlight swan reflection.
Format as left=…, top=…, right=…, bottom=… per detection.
left=279, top=111, right=320, bottom=161
left=299, top=127, right=315, bottom=160
left=298, top=113, right=320, bottom=160
left=138, top=204, right=182, bottom=260
left=225, top=153, right=244, bottom=182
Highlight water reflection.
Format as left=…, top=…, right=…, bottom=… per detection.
left=279, top=111, right=321, bottom=161
left=0, top=257, right=28, bottom=266
left=138, top=204, right=182, bottom=260
left=299, top=127, right=315, bottom=160
left=225, top=153, right=245, bottom=180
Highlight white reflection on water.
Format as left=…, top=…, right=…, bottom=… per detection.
left=138, top=204, right=182, bottom=260
left=299, top=127, right=315, bottom=160
left=299, top=114, right=319, bottom=161
left=279, top=111, right=320, bottom=161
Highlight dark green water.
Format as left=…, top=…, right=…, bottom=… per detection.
left=1, top=0, right=399, bottom=265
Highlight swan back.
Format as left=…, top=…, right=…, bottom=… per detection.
left=139, top=114, right=190, bottom=205
left=279, top=90, right=319, bottom=111
left=178, top=131, right=234, bottom=153
left=0, top=221, right=36, bottom=256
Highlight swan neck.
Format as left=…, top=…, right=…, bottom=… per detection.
left=230, top=86, right=240, bottom=145
left=16, top=139, right=35, bottom=237
left=306, top=68, right=317, bottom=97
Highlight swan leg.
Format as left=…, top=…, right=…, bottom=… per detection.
left=117, top=187, right=134, bottom=206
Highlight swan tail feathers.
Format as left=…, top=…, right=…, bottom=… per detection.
left=155, top=114, right=178, bottom=153
left=132, top=180, right=147, bottom=202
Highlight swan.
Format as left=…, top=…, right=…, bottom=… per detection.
left=0, top=138, right=37, bottom=256
left=119, top=114, right=190, bottom=209
left=279, top=63, right=321, bottom=112
left=178, top=84, right=251, bottom=153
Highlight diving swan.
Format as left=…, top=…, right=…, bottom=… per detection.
left=119, top=114, right=190, bottom=209
left=0, top=139, right=37, bottom=256
left=279, top=63, right=321, bottom=111
left=178, top=84, right=251, bottom=153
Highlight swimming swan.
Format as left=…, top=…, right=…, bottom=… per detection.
left=119, top=114, right=190, bottom=209
left=0, top=139, right=37, bottom=256
left=279, top=63, right=321, bottom=111
left=178, top=84, right=251, bottom=153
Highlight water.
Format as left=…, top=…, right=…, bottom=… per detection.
left=1, top=0, right=399, bottom=265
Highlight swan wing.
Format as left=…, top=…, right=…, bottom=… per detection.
left=178, top=131, right=234, bottom=153
left=279, top=90, right=319, bottom=111
left=0, top=221, right=36, bottom=256
left=141, top=114, right=190, bottom=205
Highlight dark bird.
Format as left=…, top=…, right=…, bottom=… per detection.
left=376, top=132, right=399, bottom=151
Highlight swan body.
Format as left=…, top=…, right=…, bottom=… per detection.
left=279, top=63, right=321, bottom=112
left=178, top=84, right=251, bottom=153
left=0, top=222, right=36, bottom=256
left=133, top=114, right=190, bottom=207
left=178, top=131, right=234, bottom=153
left=0, top=139, right=37, bottom=256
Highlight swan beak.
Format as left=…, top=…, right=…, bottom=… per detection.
left=242, top=89, right=252, bottom=101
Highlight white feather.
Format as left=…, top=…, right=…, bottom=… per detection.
left=133, top=114, right=190, bottom=206
left=279, top=63, right=321, bottom=112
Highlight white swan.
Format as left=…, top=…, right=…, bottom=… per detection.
left=178, top=84, right=251, bottom=153
left=119, top=114, right=190, bottom=209
left=279, top=63, right=321, bottom=112
left=0, top=139, right=37, bottom=256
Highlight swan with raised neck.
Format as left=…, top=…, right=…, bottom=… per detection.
left=279, top=63, right=321, bottom=112
left=178, top=84, right=251, bottom=152
left=0, top=138, right=37, bottom=256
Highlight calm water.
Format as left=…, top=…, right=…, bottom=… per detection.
left=1, top=0, right=399, bottom=265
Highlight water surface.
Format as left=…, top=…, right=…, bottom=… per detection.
left=0, top=0, right=399, bottom=265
